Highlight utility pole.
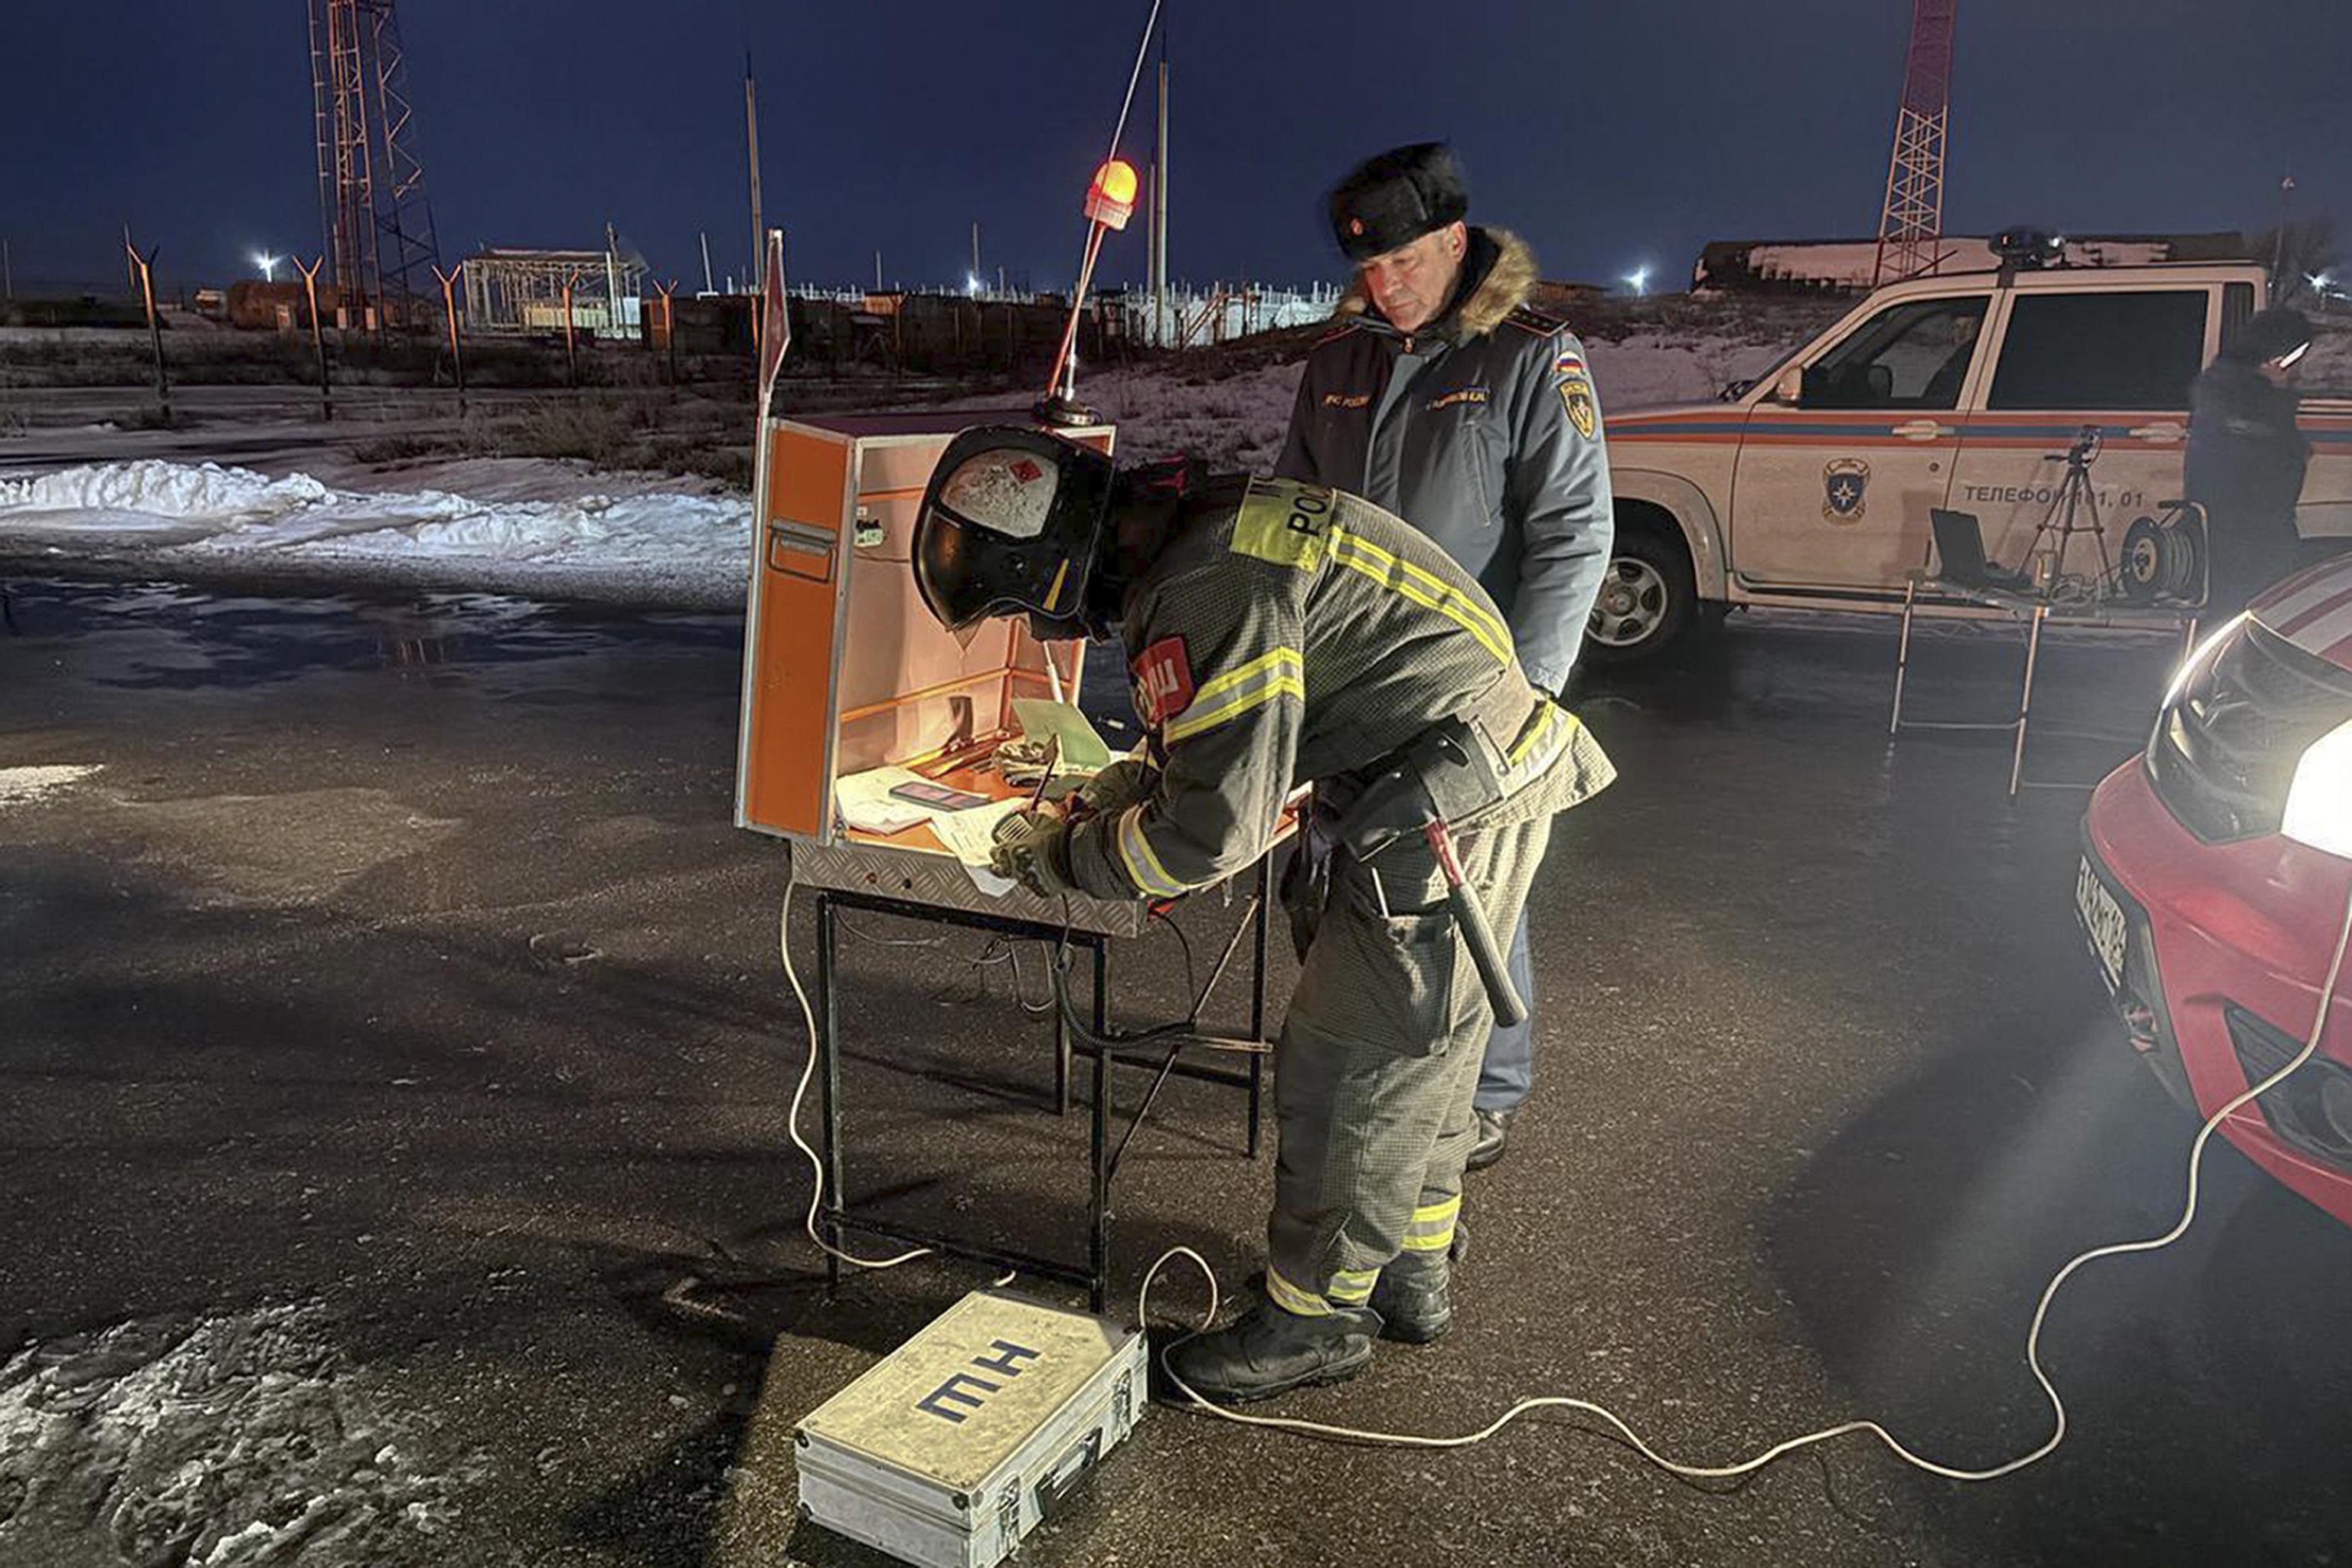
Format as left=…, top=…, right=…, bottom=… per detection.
left=875, top=250, right=884, bottom=292
left=744, top=52, right=765, bottom=292
left=2, top=238, right=11, bottom=300
left=699, top=231, right=715, bottom=295
left=1152, top=48, right=1170, bottom=345
left=972, top=221, right=982, bottom=288
left=605, top=220, right=623, bottom=342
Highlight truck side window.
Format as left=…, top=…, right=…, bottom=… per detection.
left=1799, top=297, right=1988, bottom=411
left=1985, top=291, right=2207, bottom=411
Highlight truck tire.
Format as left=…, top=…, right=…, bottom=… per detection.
left=1584, top=521, right=1699, bottom=666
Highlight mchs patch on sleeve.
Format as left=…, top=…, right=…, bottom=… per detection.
left=1556, top=347, right=1598, bottom=440
left=1131, top=636, right=1194, bottom=728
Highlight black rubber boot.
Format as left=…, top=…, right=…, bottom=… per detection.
left=1161, top=1298, right=1380, bottom=1405
left=1368, top=1251, right=1453, bottom=1344
left=1466, top=1107, right=1514, bottom=1171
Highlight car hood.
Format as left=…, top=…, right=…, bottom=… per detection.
left=2249, top=553, right=2352, bottom=672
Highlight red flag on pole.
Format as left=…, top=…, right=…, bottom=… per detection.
left=757, top=229, right=790, bottom=411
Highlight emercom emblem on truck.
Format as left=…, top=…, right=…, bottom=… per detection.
left=1823, top=458, right=1870, bottom=523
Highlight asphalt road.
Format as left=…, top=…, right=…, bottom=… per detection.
left=5, top=579, right=2350, bottom=1568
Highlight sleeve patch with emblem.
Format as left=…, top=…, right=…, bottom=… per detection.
left=1131, top=636, right=1195, bottom=727
left=1559, top=371, right=1598, bottom=440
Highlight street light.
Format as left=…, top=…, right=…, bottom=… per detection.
left=253, top=252, right=281, bottom=282
left=1622, top=266, right=1650, bottom=296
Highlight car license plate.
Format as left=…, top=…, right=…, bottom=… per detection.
left=2076, top=856, right=2127, bottom=995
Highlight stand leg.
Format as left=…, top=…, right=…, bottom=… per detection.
left=814, top=893, right=844, bottom=1295
left=1089, top=939, right=1111, bottom=1313
left=1890, top=577, right=1919, bottom=735
left=1054, top=942, right=1072, bottom=1118
left=1248, top=858, right=1269, bottom=1161
left=2011, top=605, right=2047, bottom=798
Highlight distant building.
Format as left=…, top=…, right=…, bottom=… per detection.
left=1693, top=233, right=2249, bottom=295
left=462, top=247, right=647, bottom=338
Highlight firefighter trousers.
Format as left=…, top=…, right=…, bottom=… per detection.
left=1263, top=807, right=1553, bottom=1316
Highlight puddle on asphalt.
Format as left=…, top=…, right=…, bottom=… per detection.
left=5, top=577, right=741, bottom=691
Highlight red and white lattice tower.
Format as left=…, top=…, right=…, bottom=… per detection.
left=309, top=0, right=442, bottom=325
left=1872, top=0, right=1958, bottom=286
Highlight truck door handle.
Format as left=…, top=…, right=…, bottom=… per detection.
left=1892, top=420, right=1953, bottom=441
left=2128, top=423, right=2185, bottom=443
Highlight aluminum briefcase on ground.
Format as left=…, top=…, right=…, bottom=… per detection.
left=795, top=1289, right=1148, bottom=1568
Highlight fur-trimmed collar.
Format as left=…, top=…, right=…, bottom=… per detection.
left=1333, top=227, right=1537, bottom=341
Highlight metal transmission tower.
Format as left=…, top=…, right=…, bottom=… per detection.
left=309, top=0, right=442, bottom=326
left=1873, top=0, right=1958, bottom=286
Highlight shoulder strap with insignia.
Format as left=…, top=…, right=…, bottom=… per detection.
left=1504, top=303, right=1569, bottom=338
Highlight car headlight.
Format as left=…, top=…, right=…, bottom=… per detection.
left=2282, top=715, right=2352, bottom=861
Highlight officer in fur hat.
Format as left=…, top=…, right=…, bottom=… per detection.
left=1279, top=142, right=1614, bottom=1174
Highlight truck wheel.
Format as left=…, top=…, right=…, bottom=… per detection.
left=1584, top=525, right=1698, bottom=665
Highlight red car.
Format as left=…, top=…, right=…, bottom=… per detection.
left=2079, top=552, right=2352, bottom=1224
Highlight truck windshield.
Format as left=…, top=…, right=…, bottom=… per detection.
left=1799, top=296, right=1988, bottom=411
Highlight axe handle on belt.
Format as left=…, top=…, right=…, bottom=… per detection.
left=1423, top=818, right=1527, bottom=1029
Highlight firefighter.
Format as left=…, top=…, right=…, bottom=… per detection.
left=1278, top=142, right=1614, bottom=1172
left=911, top=426, right=1613, bottom=1403
left=2187, top=307, right=2315, bottom=609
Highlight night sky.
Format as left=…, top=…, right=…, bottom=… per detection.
left=4, top=1, right=2346, bottom=297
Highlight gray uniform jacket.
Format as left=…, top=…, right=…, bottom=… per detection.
left=1276, top=228, right=1614, bottom=695
left=1061, top=475, right=1613, bottom=904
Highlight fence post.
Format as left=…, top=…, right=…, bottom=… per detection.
left=432, top=262, right=467, bottom=416
left=292, top=256, right=333, bottom=422
left=561, top=269, right=583, bottom=389
left=652, top=278, right=679, bottom=386
left=123, top=233, right=170, bottom=426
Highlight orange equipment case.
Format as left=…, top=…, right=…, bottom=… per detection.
left=733, top=409, right=1146, bottom=928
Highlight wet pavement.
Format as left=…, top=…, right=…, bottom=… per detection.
left=5, top=577, right=2350, bottom=1568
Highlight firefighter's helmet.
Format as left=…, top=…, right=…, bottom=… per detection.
left=913, top=426, right=1116, bottom=632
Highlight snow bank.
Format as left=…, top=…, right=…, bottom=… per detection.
left=0, top=1302, right=465, bottom=1566
left=0, top=459, right=751, bottom=608
left=0, top=763, right=103, bottom=807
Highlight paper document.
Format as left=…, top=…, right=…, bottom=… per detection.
left=833, top=766, right=948, bottom=835
left=1009, top=699, right=1113, bottom=772
left=927, top=797, right=1028, bottom=866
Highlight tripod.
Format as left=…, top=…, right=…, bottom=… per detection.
left=2025, top=425, right=2113, bottom=601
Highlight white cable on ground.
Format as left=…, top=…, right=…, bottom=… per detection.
left=780, top=868, right=932, bottom=1270
left=1142, top=880, right=2352, bottom=1483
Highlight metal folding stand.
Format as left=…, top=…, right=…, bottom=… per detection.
left=806, top=861, right=1271, bottom=1313
left=1890, top=571, right=2201, bottom=796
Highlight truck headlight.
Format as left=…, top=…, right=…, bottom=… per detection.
left=2282, top=716, right=2352, bottom=861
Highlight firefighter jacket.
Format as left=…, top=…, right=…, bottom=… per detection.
left=1275, top=227, right=1614, bottom=697
left=1061, top=475, right=1614, bottom=903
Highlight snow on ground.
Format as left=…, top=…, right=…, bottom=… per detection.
left=1009, top=328, right=1788, bottom=471
left=0, top=1301, right=466, bottom=1567
left=0, top=459, right=750, bottom=609
left=0, top=324, right=1801, bottom=604
left=0, top=763, right=103, bottom=807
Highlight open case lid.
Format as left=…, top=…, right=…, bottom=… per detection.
left=733, top=410, right=1114, bottom=848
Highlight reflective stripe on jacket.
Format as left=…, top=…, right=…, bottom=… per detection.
left=1063, top=476, right=1612, bottom=903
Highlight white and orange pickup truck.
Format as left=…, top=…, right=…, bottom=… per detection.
left=1592, top=260, right=2352, bottom=660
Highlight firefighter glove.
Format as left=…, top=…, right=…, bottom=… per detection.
left=990, top=808, right=1076, bottom=896
left=1076, top=758, right=1152, bottom=816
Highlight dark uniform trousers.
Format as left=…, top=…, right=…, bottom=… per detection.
left=1265, top=803, right=1553, bottom=1315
